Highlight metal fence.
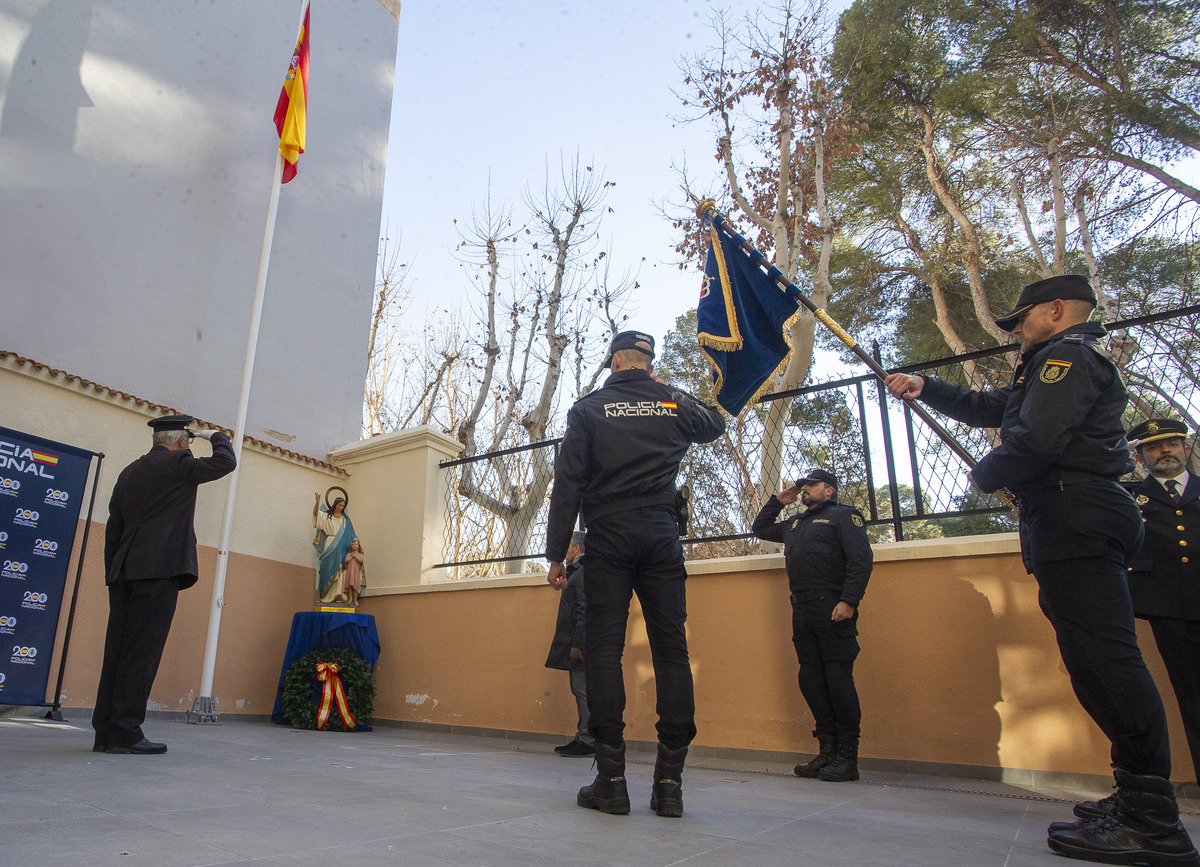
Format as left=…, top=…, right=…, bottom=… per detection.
left=438, top=304, right=1200, bottom=573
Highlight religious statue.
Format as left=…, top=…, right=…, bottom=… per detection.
left=312, top=488, right=363, bottom=606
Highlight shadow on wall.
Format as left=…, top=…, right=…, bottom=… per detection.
left=1, top=0, right=94, bottom=145
left=860, top=573, right=1004, bottom=768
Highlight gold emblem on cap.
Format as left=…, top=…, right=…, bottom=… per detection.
left=1147, top=421, right=1160, bottom=434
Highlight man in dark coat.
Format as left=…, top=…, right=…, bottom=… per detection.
left=92, top=414, right=236, bottom=754
left=885, top=275, right=1196, bottom=866
left=545, top=329, right=725, bottom=818
left=751, top=469, right=872, bottom=783
left=545, top=531, right=593, bottom=757
left=1127, top=418, right=1200, bottom=784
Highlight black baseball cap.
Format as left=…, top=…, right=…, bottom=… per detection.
left=798, top=469, right=837, bottom=489
left=1128, top=418, right=1190, bottom=447
left=994, top=274, right=1097, bottom=333
left=603, top=330, right=656, bottom=369
left=147, top=414, right=195, bottom=432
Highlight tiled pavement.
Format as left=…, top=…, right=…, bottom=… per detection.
left=1, top=713, right=1197, bottom=866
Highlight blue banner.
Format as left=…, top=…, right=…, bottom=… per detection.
left=0, top=426, right=95, bottom=706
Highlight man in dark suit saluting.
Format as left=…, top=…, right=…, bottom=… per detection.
left=92, top=414, right=235, bottom=754
left=1128, top=417, right=1200, bottom=784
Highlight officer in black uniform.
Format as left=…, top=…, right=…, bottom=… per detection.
left=93, top=415, right=236, bottom=754
left=885, top=275, right=1197, bottom=866
left=1127, top=418, right=1200, bottom=784
left=751, top=468, right=872, bottom=783
left=545, top=330, right=725, bottom=818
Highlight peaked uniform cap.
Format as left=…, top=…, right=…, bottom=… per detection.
left=147, top=414, right=195, bottom=432
left=994, top=274, right=1097, bottom=333
left=603, top=330, right=656, bottom=369
left=1128, top=418, right=1190, bottom=447
left=799, top=468, right=838, bottom=489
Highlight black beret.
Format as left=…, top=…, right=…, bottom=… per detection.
left=798, top=468, right=838, bottom=489
left=603, top=330, right=656, bottom=369
left=1128, top=418, right=1190, bottom=447
left=147, top=414, right=195, bottom=432
left=994, top=274, right=1097, bottom=333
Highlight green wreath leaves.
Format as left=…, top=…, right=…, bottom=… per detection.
left=281, top=646, right=376, bottom=732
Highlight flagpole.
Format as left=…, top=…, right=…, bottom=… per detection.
left=187, top=152, right=286, bottom=724
left=695, top=198, right=1018, bottom=511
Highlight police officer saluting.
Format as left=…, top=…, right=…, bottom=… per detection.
left=1127, top=418, right=1200, bottom=786
left=545, top=330, right=725, bottom=818
left=884, top=275, right=1198, bottom=866
left=752, top=469, right=872, bottom=783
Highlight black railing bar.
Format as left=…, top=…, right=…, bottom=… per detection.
left=440, top=438, right=563, bottom=468
left=434, top=553, right=546, bottom=569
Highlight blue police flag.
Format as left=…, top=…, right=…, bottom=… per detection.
left=697, top=223, right=799, bottom=415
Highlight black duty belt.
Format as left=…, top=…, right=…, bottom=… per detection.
left=1019, top=470, right=1118, bottom=495
left=587, top=491, right=678, bottom=522
left=791, top=591, right=835, bottom=605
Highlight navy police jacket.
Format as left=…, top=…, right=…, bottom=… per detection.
left=916, top=322, right=1133, bottom=495
left=104, top=432, right=237, bottom=588
left=751, top=496, right=872, bottom=606
left=1128, top=473, right=1200, bottom=621
left=545, top=369, right=725, bottom=563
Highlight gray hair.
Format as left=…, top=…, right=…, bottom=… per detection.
left=570, top=531, right=586, bottom=550
left=152, top=428, right=188, bottom=447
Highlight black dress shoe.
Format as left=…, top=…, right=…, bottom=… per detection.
left=106, top=738, right=167, bottom=754
left=557, top=739, right=596, bottom=757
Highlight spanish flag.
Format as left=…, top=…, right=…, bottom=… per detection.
left=273, top=3, right=310, bottom=183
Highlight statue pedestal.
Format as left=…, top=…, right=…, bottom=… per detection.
left=271, top=611, right=381, bottom=724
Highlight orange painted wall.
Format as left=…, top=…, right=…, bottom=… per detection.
left=46, top=521, right=313, bottom=717
left=39, top=530, right=1195, bottom=783
left=362, top=552, right=1196, bottom=782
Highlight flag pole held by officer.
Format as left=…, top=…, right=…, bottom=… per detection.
left=884, top=275, right=1198, bottom=866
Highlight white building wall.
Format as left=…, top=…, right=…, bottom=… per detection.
left=0, top=0, right=400, bottom=458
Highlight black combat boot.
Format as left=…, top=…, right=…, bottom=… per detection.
left=649, top=743, right=688, bottom=818
left=818, top=736, right=859, bottom=782
left=1047, top=770, right=1199, bottom=866
left=1047, top=790, right=1120, bottom=833
left=577, top=740, right=631, bottom=815
left=794, top=734, right=836, bottom=778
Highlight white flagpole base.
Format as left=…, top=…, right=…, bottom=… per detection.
left=187, top=695, right=220, bottom=725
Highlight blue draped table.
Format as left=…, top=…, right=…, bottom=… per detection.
left=271, top=611, right=381, bottom=724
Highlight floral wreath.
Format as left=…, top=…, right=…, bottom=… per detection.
left=281, top=646, right=375, bottom=732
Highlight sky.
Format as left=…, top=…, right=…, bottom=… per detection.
left=380, top=0, right=1198, bottom=384
left=380, top=0, right=787, bottom=356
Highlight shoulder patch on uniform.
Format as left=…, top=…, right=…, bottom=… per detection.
left=1136, top=494, right=1150, bottom=505
left=851, top=514, right=864, bottom=527
left=1039, top=359, right=1072, bottom=384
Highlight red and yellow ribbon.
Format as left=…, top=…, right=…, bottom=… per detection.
left=315, top=662, right=356, bottom=730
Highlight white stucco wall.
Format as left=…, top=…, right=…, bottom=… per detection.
left=0, top=0, right=400, bottom=458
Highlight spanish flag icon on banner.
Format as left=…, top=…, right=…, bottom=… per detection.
left=273, top=3, right=310, bottom=183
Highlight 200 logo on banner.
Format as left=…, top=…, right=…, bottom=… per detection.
left=22, top=591, right=48, bottom=610
left=43, top=489, right=69, bottom=508
left=0, top=614, right=15, bottom=635
left=32, top=539, right=58, bottom=559
left=10, top=645, right=37, bottom=664
left=0, top=477, right=19, bottom=497
left=13, top=508, right=38, bottom=528
left=2, top=560, right=29, bottom=579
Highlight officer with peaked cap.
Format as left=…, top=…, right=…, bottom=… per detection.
left=545, top=330, right=724, bottom=818
left=884, top=275, right=1197, bottom=865
left=93, top=414, right=235, bottom=754
left=1127, top=418, right=1200, bottom=784
left=752, top=468, right=873, bottom=783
